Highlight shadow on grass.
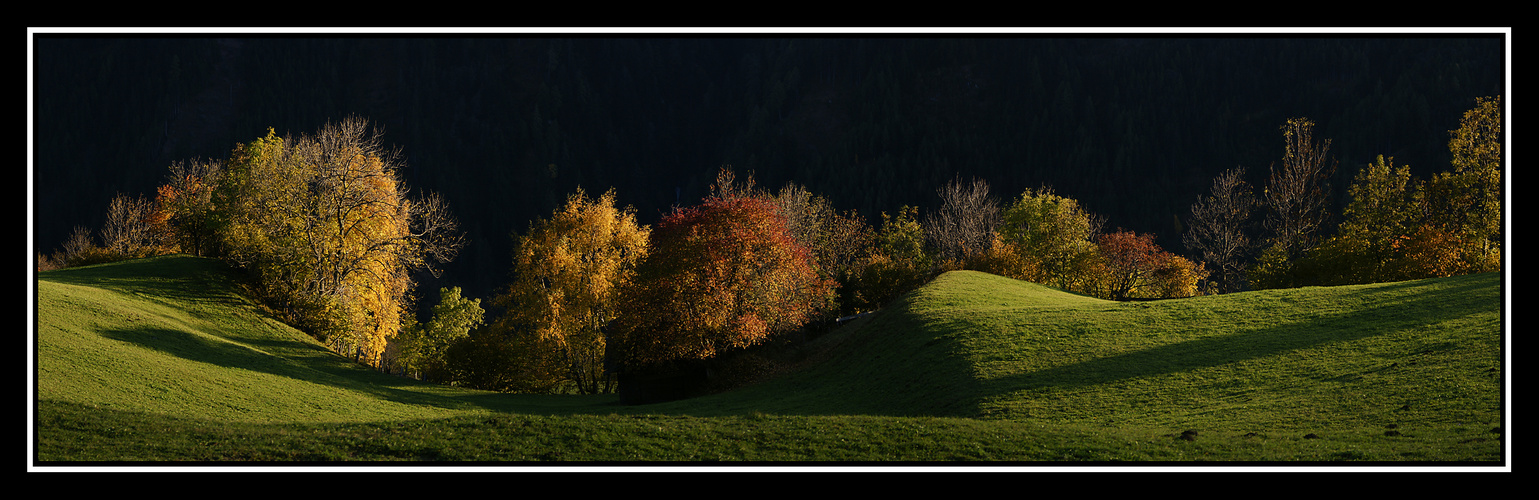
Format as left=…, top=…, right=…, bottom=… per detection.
left=46, top=255, right=614, bottom=417
left=647, top=297, right=983, bottom=419
left=631, top=273, right=1501, bottom=420
left=39, top=255, right=244, bottom=301
left=98, top=324, right=601, bottom=415
left=984, top=273, right=1500, bottom=395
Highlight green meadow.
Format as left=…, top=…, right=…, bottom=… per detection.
left=33, top=255, right=1505, bottom=464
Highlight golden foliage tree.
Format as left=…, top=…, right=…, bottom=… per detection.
left=1429, top=95, right=1503, bottom=273
left=211, top=118, right=464, bottom=367
left=1317, top=155, right=1420, bottom=285
left=996, top=186, right=1104, bottom=292
left=500, top=187, right=650, bottom=394
left=1294, top=97, right=1504, bottom=286
left=154, top=158, right=224, bottom=257
left=844, top=205, right=933, bottom=312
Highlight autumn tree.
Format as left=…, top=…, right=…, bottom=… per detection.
left=844, top=205, right=933, bottom=312
left=924, top=175, right=1001, bottom=265
left=1320, top=155, right=1420, bottom=284
left=1094, top=229, right=1207, bottom=301
left=1424, top=95, right=1503, bottom=273
left=210, top=118, right=464, bottom=367
left=1184, top=166, right=1257, bottom=293
left=1147, top=253, right=1208, bottom=299
left=393, top=286, right=484, bottom=381
left=875, top=206, right=932, bottom=273
left=154, top=158, right=224, bottom=257
left=1277, top=98, right=1501, bottom=287
left=770, top=182, right=874, bottom=286
left=1294, top=154, right=1485, bottom=286
left=996, top=186, right=1104, bottom=291
left=706, top=167, right=871, bottom=316
left=1449, top=95, right=1503, bottom=177
left=499, top=187, right=650, bottom=394
left=611, top=195, right=834, bottom=371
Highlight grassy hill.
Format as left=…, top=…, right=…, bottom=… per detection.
left=33, top=256, right=1505, bottom=463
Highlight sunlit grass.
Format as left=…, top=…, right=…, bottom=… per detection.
left=33, top=256, right=1505, bottom=464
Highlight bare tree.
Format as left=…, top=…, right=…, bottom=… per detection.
left=100, top=193, right=156, bottom=256
left=56, top=225, right=96, bottom=266
left=1184, top=166, right=1256, bottom=293
left=1263, top=117, right=1337, bottom=259
left=772, top=182, right=873, bottom=282
left=924, top=175, right=1000, bottom=264
left=411, top=190, right=467, bottom=278
left=708, top=165, right=761, bottom=201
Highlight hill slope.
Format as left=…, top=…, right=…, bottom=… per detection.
left=33, top=257, right=1505, bottom=462
left=34, top=255, right=601, bottom=425
left=676, top=271, right=1504, bottom=435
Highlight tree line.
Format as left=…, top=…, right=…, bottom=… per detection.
left=34, top=37, right=1505, bottom=306
left=39, top=118, right=466, bottom=367
left=1186, top=96, right=1502, bottom=292
left=36, top=95, right=1502, bottom=398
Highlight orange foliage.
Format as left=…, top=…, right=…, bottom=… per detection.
left=613, top=195, right=834, bottom=369
left=1094, top=229, right=1207, bottom=300
left=1396, top=223, right=1466, bottom=279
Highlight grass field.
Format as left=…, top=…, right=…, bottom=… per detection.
left=32, top=255, right=1507, bottom=467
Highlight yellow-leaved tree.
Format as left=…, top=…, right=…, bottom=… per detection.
left=996, top=186, right=1104, bottom=292
left=499, top=187, right=650, bottom=394
left=1428, top=95, right=1502, bottom=273
left=1279, top=97, right=1502, bottom=287
left=211, top=117, right=464, bottom=367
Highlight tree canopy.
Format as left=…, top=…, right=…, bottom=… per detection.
left=205, top=118, right=464, bottom=366
left=611, top=193, right=834, bottom=371
left=499, top=187, right=650, bottom=394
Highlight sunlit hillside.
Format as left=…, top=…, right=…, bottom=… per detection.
left=33, top=257, right=1505, bottom=462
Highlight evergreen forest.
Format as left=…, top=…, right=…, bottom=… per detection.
left=32, top=32, right=1506, bottom=397
left=33, top=35, right=1505, bottom=304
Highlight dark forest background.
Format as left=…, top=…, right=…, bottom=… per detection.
left=31, top=34, right=1506, bottom=308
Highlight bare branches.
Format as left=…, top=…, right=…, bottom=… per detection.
left=1184, top=166, right=1256, bottom=293
left=708, top=165, right=761, bottom=201
left=412, top=191, right=467, bottom=277
left=771, top=182, right=873, bottom=282
left=209, top=117, right=466, bottom=366
left=58, top=225, right=96, bottom=264
left=1263, top=117, right=1336, bottom=259
left=924, top=175, right=1000, bottom=264
left=100, top=193, right=157, bottom=256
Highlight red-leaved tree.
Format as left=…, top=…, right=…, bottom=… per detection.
left=1095, top=229, right=1207, bottom=300
left=612, top=195, right=834, bottom=370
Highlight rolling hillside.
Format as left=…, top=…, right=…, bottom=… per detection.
left=34, top=255, right=599, bottom=425
left=674, top=272, right=1504, bottom=429
left=33, top=256, right=1505, bottom=462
